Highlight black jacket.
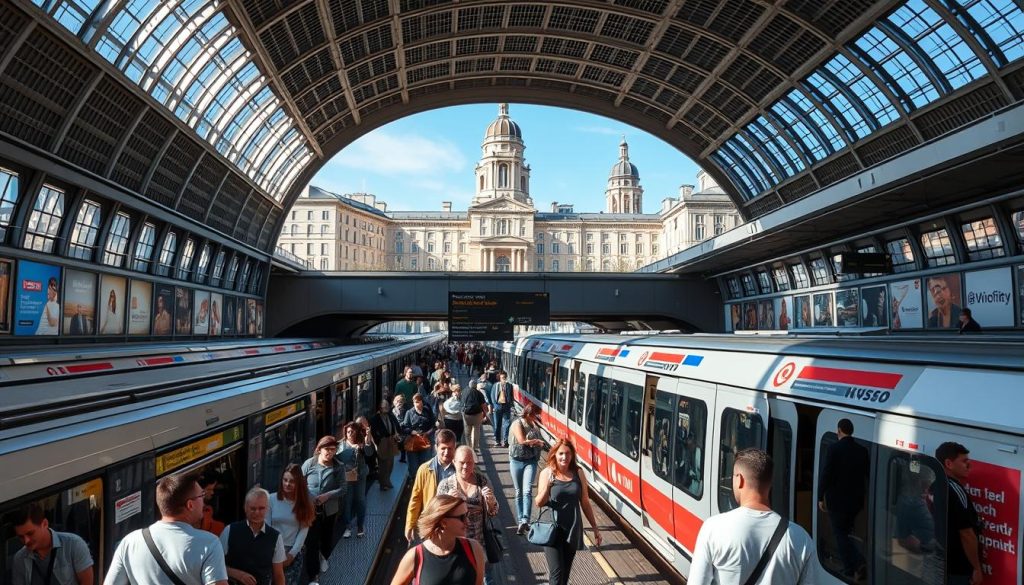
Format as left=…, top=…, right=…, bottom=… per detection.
left=370, top=411, right=402, bottom=442
left=818, top=435, right=870, bottom=514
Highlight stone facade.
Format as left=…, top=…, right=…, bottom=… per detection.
left=277, top=104, right=740, bottom=272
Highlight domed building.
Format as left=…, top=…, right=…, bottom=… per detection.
left=279, top=103, right=740, bottom=272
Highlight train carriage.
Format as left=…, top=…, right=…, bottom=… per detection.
left=499, top=333, right=1024, bottom=585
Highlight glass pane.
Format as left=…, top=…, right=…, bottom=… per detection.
left=718, top=409, right=763, bottom=512
left=673, top=395, right=707, bottom=499
left=817, top=431, right=874, bottom=582
left=961, top=217, right=1004, bottom=260
left=555, top=366, right=569, bottom=414
left=0, top=167, right=20, bottom=242
left=955, top=0, right=1024, bottom=64
left=886, top=238, right=917, bottom=272
left=261, top=414, right=309, bottom=493
left=132, top=222, right=157, bottom=272
left=653, top=390, right=675, bottom=482
left=24, top=185, right=65, bottom=253
left=920, top=229, right=956, bottom=266
left=68, top=199, right=103, bottom=261
left=103, top=212, right=132, bottom=267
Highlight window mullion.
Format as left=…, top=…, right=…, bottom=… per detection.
left=876, top=18, right=953, bottom=95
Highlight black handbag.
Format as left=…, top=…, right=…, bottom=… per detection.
left=482, top=515, right=504, bottom=563
left=527, top=508, right=563, bottom=547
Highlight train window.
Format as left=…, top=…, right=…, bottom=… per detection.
left=653, top=391, right=675, bottom=481
left=623, top=382, right=642, bottom=460
left=262, top=402, right=310, bottom=493
left=718, top=408, right=764, bottom=512
left=584, top=375, right=607, bottom=440
left=2, top=477, right=103, bottom=584
left=816, top=431, right=873, bottom=582
left=608, top=380, right=626, bottom=453
left=106, top=458, right=156, bottom=548
left=356, top=371, right=374, bottom=419
left=769, top=419, right=793, bottom=517
left=673, top=396, right=708, bottom=499
left=607, top=380, right=642, bottom=460
left=873, top=449, right=946, bottom=585
left=555, top=366, right=569, bottom=414
left=571, top=369, right=586, bottom=426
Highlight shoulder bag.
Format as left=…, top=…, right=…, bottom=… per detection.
left=475, top=471, right=504, bottom=563
left=142, top=527, right=187, bottom=585
left=527, top=507, right=563, bottom=547
left=742, top=515, right=789, bottom=585
left=404, top=433, right=431, bottom=452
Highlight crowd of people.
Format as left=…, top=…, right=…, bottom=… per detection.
left=6, top=342, right=990, bottom=585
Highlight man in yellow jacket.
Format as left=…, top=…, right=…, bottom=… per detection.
left=405, top=429, right=458, bottom=542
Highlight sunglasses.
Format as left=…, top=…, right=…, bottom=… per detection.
left=446, top=512, right=468, bottom=523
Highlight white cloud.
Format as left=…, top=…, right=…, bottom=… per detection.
left=328, top=130, right=467, bottom=175
left=575, top=125, right=630, bottom=137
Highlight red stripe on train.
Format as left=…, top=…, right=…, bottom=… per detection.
left=798, top=365, right=902, bottom=389
left=649, top=351, right=684, bottom=364
left=65, top=362, right=115, bottom=374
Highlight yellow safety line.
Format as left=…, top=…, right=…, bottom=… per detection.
left=582, top=533, right=624, bottom=585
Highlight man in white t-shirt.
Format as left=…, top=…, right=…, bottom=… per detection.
left=689, top=448, right=818, bottom=585
left=104, top=472, right=228, bottom=585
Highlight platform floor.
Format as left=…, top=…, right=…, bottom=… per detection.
left=322, top=365, right=680, bottom=585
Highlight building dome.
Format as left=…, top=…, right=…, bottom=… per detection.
left=609, top=137, right=639, bottom=178
left=484, top=103, right=522, bottom=140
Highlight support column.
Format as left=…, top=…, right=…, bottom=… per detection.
left=479, top=249, right=485, bottom=271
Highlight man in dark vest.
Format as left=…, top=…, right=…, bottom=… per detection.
left=490, top=371, right=515, bottom=447
left=219, top=487, right=285, bottom=585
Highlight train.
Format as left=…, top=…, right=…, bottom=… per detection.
left=496, top=333, right=1024, bottom=585
left=0, top=335, right=442, bottom=582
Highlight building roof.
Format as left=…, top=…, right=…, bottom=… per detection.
left=308, top=186, right=390, bottom=219
left=389, top=211, right=469, bottom=220
left=484, top=103, right=522, bottom=141
left=535, top=213, right=661, bottom=222
left=609, top=138, right=640, bottom=179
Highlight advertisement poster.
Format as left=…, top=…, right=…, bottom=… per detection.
left=0, top=258, right=12, bottom=333
left=963, top=459, right=1020, bottom=584
left=153, top=285, right=174, bottom=336
left=835, top=289, right=859, bottom=327
left=128, top=280, right=152, bottom=335
left=98, top=274, right=127, bottom=335
left=727, top=305, right=740, bottom=331
left=210, top=293, right=223, bottom=336
left=255, top=301, right=264, bottom=336
left=222, top=296, right=236, bottom=336
left=193, top=290, right=210, bottom=335
left=742, top=302, right=758, bottom=330
left=860, top=285, right=888, bottom=327
left=924, top=273, right=962, bottom=329
left=889, top=278, right=923, bottom=330
left=14, top=261, right=61, bottom=336
left=964, top=267, right=1013, bottom=327
left=813, top=292, right=833, bottom=327
left=246, top=299, right=257, bottom=335
left=794, top=295, right=812, bottom=329
left=774, top=296, right=792, bottom=331
left=63, top=269, right=97, bottom=336
left=758, top=300, right=774, bottom=330
left=175, top=287, right=192, bottom=336
left=235, top=297, right=246, bottom=336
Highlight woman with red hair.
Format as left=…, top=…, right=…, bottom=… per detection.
left=268, top=463, right=315, bottom=585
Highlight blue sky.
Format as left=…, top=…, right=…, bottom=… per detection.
left=309, top=103, right=704, bottom=214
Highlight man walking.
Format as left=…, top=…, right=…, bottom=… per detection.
left=818, top=418, right=870, bottom=580
left=105, top=472, right=228, bottom=585
left=490, top=372, right=514, bottom=447
left=220, top=488, right=286, bottom=585
left=689, top=448, right=817, bottom=584
left=12, top=504, right=94, bottom=585
left=936, top=441, right=984, bottom=585
left=405, top=429, right=457, bottom=543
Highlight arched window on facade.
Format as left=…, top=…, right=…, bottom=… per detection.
left=520, top=176, right=526, bottom=191
left=479, top=175, right=485, bottom=190
left=495, top=255, right=511, bottom=272
left=498, top=164, right=509, bottom=188
left=586, top=258, right=595, bottom=272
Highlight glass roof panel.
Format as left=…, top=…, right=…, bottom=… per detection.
left=786, top=90, right=846, bottom=152
left=35, top=0, right=101, bottom=35
left=770, top=100, right=827, bottom=163
left=709, top=151, right=756, bottom=201
left=803, top=71, right=873, bottom=141
left=952, top=0, right=1024, bottom=64
left=822, top=53, right=902, bottom=127
left=889, top=0, right=985, bottom=89
left=743, top=120, right=803, bottom=177
left=720, top=140, right=771, bottom=196
left=730, top=134, right=781, bottom=184
left=855, top=27, right=940, bottom=109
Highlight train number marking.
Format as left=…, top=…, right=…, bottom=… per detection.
left=845, top=387, right=892, bottom=403
left=773, top=362, right=796, bottom=387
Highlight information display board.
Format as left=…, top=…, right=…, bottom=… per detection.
left=448, top=292, right=550, bottom=341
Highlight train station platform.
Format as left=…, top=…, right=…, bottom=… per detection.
left=333, top=366, right=680, bottom=585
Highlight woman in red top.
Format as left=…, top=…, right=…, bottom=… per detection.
left=390, top=494, right=484, bottom=585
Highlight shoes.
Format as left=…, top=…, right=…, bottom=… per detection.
left=342, top=528, right=352, bottom=539
left=501, top=442, right=509, bottom=448
left=320, top=556, right=329, bottom=573
left=357, top=529, right=366, bottom=538
left=854, top=565, right=867, bottom=581
left=517, top=522, right=529, bottom=535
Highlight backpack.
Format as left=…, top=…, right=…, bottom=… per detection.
left=463, top=388, right=485, bottom=415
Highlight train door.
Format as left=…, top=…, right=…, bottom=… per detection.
left=564, top=360, right=587, bottom=447
left=712, top=386, right=769, bottom=515
left=574, top=359, right=605, bottom=474
left=639, top=374, right=677, bottom=556
left=814, top=409, right=875, bottom=583
left=768, top=398, right=799, bottom=518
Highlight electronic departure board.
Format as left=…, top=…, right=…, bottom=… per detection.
left=448, top=292, right=550, bottom=341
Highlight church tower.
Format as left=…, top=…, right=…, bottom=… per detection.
left=473, top=103, right=532, bottom=206
left=605, top=138, right=643, bottom=214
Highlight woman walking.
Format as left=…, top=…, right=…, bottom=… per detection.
left=509, top=404, right=546, bottom=534
left=338, top=422, right=371, bottom=538
left=401, top=393, right=437, bottom=475
left=437, top=446, right=500, bottom=585
left=302, top=436, right=346, bottom=578
left=440, top=383, right=466, bottom=444
left=535, top=439, right=602, bottom=585
left=390, top=494, right=485, bottom=585
left=268, top=463, right=315, bottom=585
left=356, top=415, right=380, bottom=494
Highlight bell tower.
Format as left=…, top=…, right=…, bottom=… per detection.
left=605, top=137, right=643, bottom=214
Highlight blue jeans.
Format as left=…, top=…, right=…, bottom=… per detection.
left=492, top=406, right=511, bottom=444
left=341, top=477, right=367, bottom=531
left=406, top=447, right=434, bottom=477
left=509, top=457, right=538, bottom=524
left=484, top=562, right=496, bottom=585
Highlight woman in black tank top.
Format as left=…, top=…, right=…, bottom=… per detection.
left=390, top=494, right=485, bottom=585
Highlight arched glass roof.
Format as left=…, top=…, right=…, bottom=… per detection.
left=32, top=0, right=313, bottom=201
left=19, top=0, right=1024, bottom=244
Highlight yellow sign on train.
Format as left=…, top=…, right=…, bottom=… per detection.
left=156, top=425, right=243, bottom=476
left=265, top=400, right=305, bottom=426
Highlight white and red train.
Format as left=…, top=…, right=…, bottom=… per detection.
left=496, top=333, right=1024, bottom=585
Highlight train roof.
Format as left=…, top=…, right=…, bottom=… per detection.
left=510, top=333, right=1024, bottom=438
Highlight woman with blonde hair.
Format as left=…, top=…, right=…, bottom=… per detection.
left=390, top=494, right=484, bottom=585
